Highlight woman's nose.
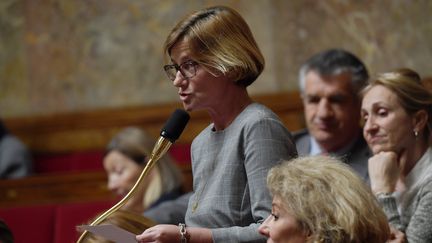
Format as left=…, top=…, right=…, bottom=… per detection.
left=173, top=71, right=187, bottom=87
left=258, top=215, right=271, bottom=237
left=363, top=116, right=377, bottom=133
left=107, top=177, right=118, bottom=191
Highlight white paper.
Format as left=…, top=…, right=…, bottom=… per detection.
left=78, top=224, right=137, bottom=243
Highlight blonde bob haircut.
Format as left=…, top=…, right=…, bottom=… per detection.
left=163, top=5, right=264, bottom=87
left=267, top=156, right=390, bottom=243
left=361, top=68, right=432, bottom=140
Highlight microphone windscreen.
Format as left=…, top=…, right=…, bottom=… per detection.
left=160, top=109, right=190, bottom=143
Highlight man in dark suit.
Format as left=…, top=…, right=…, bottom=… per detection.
left=294, top=49, right=370, bottom=180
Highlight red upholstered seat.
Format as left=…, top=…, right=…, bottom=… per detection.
left=33, top=144, right=191, bottom=174
left=34, top=150, right=105, bottom=174
left=0, top=144, right=191, bottom=242
left=0, top=204, right=56, bottom=243
left=168, top=143, right=191, bottom=165
left=53, top=200, right=114, bottom=243
left=0, top=201, right=115, bottom=243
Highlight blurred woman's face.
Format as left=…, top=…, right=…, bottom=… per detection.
left=361, top=85, right=415, bottom=154
left=258, top=196, right=307, bottom=243
left=103, top=150, right=143, bottom=197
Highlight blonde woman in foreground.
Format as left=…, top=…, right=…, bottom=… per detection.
left=259, top=156, right=391, bottom=243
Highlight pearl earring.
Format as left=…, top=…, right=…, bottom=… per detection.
left=414, top=130, right=419, bottom=137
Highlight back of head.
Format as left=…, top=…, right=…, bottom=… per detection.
left=363, top=68, right=432, bottom=140
left=106, top=127, right=154, bottom=165
left=267, top=156, right=390, bottom=243
left=81, top=210, right=155, bottom=243
left=163, top=5, right=264, bottom=87
left=299, top=49, right=369, bottom=97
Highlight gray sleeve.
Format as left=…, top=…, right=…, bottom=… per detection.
left=0, top=136, right=33, bottom=179
left=378, top=180, right=432, bottom=243
left=405, top=181, right=432, bottom=243
left=211, top=118, right=297, bottom=243
left=377, top=194, right=403, bottom=230
left=212, top=225, right=264, bottom=243
left=143, top=192, right=191, bottom=225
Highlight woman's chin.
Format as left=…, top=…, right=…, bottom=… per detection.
left=371, top=145, right=395, bottom=155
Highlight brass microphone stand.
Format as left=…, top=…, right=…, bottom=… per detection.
left=76, top=137, right=172, bottom=242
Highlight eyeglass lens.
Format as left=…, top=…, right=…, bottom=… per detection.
left=164, top=61, right=197, bottom=81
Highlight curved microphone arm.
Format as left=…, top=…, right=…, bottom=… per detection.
left=76, top=137, right=172, bottom=243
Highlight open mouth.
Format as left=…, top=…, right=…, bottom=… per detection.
left=179, top=92, right=190, bottom=101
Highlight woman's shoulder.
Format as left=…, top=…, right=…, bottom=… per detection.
left=0, top=134, right=27, bottom=149
left=149, top=187, right=184, bottom=209
left=191, top=103, right=288, bottom=145
left=234, top=103, right=283, bottom=126
left=421, top=176, right=432, bottom=190
left=236, top=103, right=293, bottom=141
left=244, top=102, right=278, bottom=117
left=420, top=150, right=432, bottom=189
left=415, top=175, right=432, bottom=202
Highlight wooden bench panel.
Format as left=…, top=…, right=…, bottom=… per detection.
left=3, top=91, right=304, bottom=154
left=0, top=166, right=192, bottom=208
left=0, top=171, right=114, bottom=208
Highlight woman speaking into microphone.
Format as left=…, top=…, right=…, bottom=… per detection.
left=136, top=5, right=297, bottom=243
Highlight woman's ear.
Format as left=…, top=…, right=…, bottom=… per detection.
left=412, top=109, right=428, bottom=134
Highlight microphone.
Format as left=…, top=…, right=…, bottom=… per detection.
left=77, top=109, right=190, bottom=243
left=161, top=109, right=191, bottom=142
left=150, top=109, right=190, bottom=162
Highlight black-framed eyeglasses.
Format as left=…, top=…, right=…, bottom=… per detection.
left=163, top=60, right=198, bottom=81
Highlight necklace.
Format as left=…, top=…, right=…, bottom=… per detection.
left=190, top=135, right=220, bottom=213
left=191, top=175, right=210, bottom=213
